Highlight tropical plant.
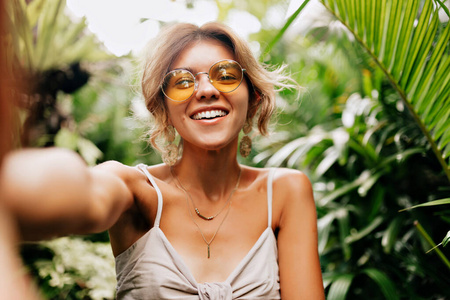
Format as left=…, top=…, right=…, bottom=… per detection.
left=4, top=1, right=156, bottom=298
left=4, top=0, right=111, bottom=148
left=259, top=0, right=450, bottom=298
left=5, top=0, right=450, bottom=298
left=320, top=0, right=450, bottom=181
left=21, top=238, right=116, bottom=300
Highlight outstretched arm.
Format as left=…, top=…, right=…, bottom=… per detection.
left=276, top=169, right=325, bottom=299
left=0, top=148, right=134, bottom=240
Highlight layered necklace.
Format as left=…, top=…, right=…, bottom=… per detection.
left=170, top=167, right=242, bottom=258
left=173, top=168, right=241, bottom=221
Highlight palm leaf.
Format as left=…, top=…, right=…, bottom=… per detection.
left=344, top=216, right=383, bottom=244
left=415, top=221, right=450, bottom=269
left=317, top=0, right=450, bottom=181
left=327, top=273, right=355, bottom=300
left=399, top=198, right=450, bottom=212
left=381, top=215, right=403, bottom=254
left=263, top=0, right=312, bottom=55
left=7, top=0, right=111, bottom=73
left=335, top=208, right=351, bottom=260
left=362, top=268, right=399, bottom=300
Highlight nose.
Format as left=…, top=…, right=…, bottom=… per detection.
left=195, top=72, right=220, bottom=101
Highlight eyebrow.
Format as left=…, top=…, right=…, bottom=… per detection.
left=171, top=66, right=196, bottom=74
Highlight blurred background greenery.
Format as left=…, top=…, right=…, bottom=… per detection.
left=3, top=0, right=450, bottom=299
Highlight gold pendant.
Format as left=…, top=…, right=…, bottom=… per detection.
left=207, top=244, right=210, bottom=258
left=195, top=208, right=214, bottom=220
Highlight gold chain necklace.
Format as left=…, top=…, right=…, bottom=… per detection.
left=170, top=167, right=242, bottom=258
left=172, top=168, right=242, bottom=221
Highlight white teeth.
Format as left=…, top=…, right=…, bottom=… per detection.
left=192, top=110, right=227, bottom=120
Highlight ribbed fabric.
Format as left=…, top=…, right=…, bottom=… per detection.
left=115, top=166, right=280, bottom=300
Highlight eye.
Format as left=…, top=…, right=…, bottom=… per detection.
left=214, top=68, right=238, bottom=83
left=174, top=77, right=195, bottom=89
left=167, top=70, right=194, bottom=89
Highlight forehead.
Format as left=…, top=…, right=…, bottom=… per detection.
left=171, top=39, right=235, bottom=71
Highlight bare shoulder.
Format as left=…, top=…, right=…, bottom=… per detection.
left=95, top=162, right=172, bottom=207
left=143, top=163, right=171, bottom=179
left=240, top=166, right=311, bottom=193
left=92, top=161, right=164, bottom=185
left=268, top=168, right=315, bottom=226
left=241, top=166, right=313, bottom=210
left=272, top=168, right=313, bottom=195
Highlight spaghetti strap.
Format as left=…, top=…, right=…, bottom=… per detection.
left=266, top=168, right=277, bottom=228
left=137, top=164, right=163, bottom=228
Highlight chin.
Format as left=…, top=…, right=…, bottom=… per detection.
left=183, top=133, right=239, bottom=152
left=197, top=138, right=236, bottom=152
left=203, top=142, right=230, bottom=151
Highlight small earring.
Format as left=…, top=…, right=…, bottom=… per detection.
left=163, top=125, right=179, bottom=166
left=239, top=122, right=252, bottom=158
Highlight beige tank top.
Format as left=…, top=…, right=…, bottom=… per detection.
left=115, top=165, right=280, bottom=299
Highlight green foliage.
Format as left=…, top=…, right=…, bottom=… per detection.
left=5, top=1, right=158, bottom=298
left=5, top=0, right=110, bottom=72
left=414, top=221, right=450, bottom=269
left=400, top=198, right=450, bottom=212
left=261, top=0, right=450, bottom=298
left=22, top=238, right=116, bottom=300
left=263, top=0, right=312, bottom=55
left=320, top=0, right=450, bottom=181
left=6, top=0, right=450, bottom=299
left=4, top=0, right=115, bottom=148
left=54, top=61, right=158, bottom=166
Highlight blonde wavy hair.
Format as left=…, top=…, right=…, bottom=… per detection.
left=141, top=22, right=295, bottom=154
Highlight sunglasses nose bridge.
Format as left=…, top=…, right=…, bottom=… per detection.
left=194, top=71, right=212, bottom=90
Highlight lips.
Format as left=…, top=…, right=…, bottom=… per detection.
left=191, top=109, right=228, bottom=120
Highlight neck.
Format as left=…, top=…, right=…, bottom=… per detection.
left=171, top=139, right=241, bottom=201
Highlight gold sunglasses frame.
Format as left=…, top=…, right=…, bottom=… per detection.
left=161, top=59, right=246, bottom=102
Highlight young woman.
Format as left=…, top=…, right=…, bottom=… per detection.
left=1, top=22, right=324, bottom=299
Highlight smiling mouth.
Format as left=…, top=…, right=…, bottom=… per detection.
left=191, top=110, right=228, bottom=120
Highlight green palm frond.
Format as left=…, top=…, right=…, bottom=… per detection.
left=318, top=0, right=450, bottom=181
left=263, top=0, right=312, bottom=54
left=326, top=273, right=354, bottom=300
left=6, top=0, right=111, bottom=73
left=361, top=268, right=399, bottom=300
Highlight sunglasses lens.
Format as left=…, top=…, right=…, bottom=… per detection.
left=209, top=61, right=244, bottom=93
left=162, top=70, right=195, bottom=101
left=162, top=60, right=244, bottom=101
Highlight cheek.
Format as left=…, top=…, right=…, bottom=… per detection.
left=166, top=101, right=186, bottom=124
left=233, top=97, right=249, bottom=128
left=239, top=91, right=251, bottom=117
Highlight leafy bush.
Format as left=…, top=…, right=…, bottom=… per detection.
left=258, top=0, right=450, bottom=298
left=23, top=238, right=116, bottom=300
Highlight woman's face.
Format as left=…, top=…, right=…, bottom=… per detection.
left=165, top=39, right=249, bottom=151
